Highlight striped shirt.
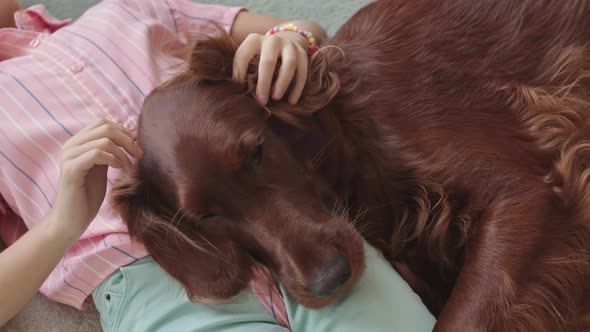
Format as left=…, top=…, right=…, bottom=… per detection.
left=0, top=0, right=243, bottom=309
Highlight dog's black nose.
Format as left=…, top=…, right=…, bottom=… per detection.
left=307, top=254, right=351, bottom=297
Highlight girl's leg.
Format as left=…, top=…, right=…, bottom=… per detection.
left=283, top=242, right=436, bottom=332
left=93, top=256, right=288, bottom=332
left=94, top=242, right=435, bottom=332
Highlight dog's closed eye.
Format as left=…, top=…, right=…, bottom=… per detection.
left=251, top=138, right=264, bottom=167
left=199, top=213, right=219, bottom=221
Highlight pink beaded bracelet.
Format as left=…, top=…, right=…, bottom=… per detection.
left=266, top=23, right=319, bottom=56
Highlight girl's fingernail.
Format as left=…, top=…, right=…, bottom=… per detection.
left=259, top=94, right=268, bottom=105
left=273, top=90, right=283, bottom=100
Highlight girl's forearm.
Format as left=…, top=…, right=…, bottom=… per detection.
left=285, top=19, right=328, bottom=43
left=231, top=12, right=327, bottom=46
left=0, top=211, right=75, bottom=326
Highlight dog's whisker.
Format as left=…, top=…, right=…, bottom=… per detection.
left=311, top=137, right=334, bottom=169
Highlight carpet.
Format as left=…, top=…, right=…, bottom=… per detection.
left=1, top=0, right=371, bottom=331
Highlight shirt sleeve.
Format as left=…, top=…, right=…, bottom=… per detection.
left=171, top=0, right=245, bottom=34
left=119, top=0, right=245, bottom=44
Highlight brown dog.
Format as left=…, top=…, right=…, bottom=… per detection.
left=113, top=0, right=590, bottom=330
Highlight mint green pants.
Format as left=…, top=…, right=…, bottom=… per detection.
left=93, top=242, right=436, bottom=332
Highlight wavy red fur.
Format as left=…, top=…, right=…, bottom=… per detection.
left=112, top=0, right=590, bottom=330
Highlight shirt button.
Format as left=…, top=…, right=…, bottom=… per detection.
left=70, top=64, right=83, bottom=73
left=29, top=38, right=41, bottom=48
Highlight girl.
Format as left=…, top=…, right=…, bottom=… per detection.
left=0, top=1, right=435, bottom=330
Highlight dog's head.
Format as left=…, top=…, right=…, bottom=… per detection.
left=111, top=31, right=364, bottom=308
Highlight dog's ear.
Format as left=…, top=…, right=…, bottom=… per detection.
left=262, top=47, right=343, bottom=126
left=185, top=29, right=341, bottom=119
left=298, top=47, right=342, bottom=112
left=188, top=31, right=236, bottom=82
left=110, top=174, right=253, bottom=302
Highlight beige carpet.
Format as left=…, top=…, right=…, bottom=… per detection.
left=0, top=293, right=101, bottom=332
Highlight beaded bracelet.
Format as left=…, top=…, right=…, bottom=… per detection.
left=266, top=23, right=319, bottom=56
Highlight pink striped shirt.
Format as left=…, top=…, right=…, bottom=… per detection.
left=0, top=0, right=244, bottom=309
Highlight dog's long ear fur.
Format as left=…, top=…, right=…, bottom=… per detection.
left=110, top=174, right=253, bottom=302
left=187, top=29, right=341, bottom=124
left=188, top=30, right=236, bottom=82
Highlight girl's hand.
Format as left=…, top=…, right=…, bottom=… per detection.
left=233, top=31, right=310, bottom=105
left=50, top=120, right=143, bottom=240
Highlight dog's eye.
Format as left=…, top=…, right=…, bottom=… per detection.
left=251, top=140, right=264, bottom=167
left=199, top=213, right=218, bottom=221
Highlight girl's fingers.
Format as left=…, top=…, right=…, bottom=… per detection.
left=64, top=138, right=133, bottom=171
left=68, top=120, right=130, bottom=145
left=288, top=47, right=309, bottom=104
left=69, top=149, right=123, bottom=175
left=64, top=121, right=142, bottom=159
left=233, top=33, right=310, bottom=105
left=76, top=120, right=104, bottom=136
left=233, top=34, right=262, bottom=84
left=271, top=44, right=298, bottom=101
left=257, top=35, right=282, bottom=105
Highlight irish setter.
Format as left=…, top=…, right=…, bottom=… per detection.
left=112, top=0, right=590, bottom=330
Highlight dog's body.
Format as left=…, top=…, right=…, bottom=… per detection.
left=114, top=0, right=590, bottom=330
left=323, top=0, right=590, bottom=330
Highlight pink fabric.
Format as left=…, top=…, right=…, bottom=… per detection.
left=1, top=3, right=291, bottom=327
left=250, top=263, right=291, bottom=329
left=0, top=0, right=245, bottom=309
left=14, top=4, right=72, bottom=32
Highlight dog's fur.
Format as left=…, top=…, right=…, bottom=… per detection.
left=112, top=0, right=590, bottom=330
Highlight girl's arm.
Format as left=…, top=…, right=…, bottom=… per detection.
left=0, top=120, right=142, bottom=326
left=231, top=12, right=327, bottom=45
left=230, top=12, right=328, bottom=106
left=0, top=212, right=81, bottom=325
